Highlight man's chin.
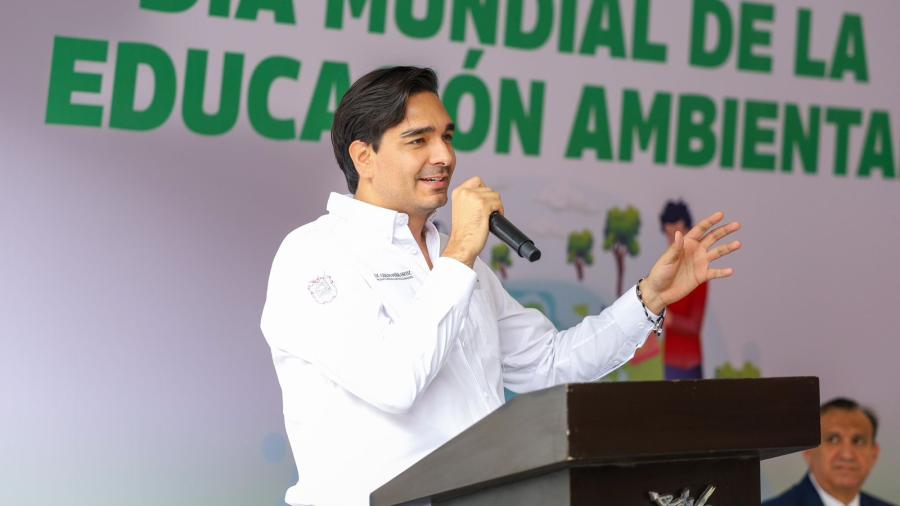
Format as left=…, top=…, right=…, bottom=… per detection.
left=829, top=473, right=865, bottom=490
left=421, top=194, right=448, bottom=209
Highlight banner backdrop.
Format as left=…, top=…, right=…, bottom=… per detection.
left=2, top=1, right=898, bottom=504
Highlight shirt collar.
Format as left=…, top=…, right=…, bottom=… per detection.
left=809, top=473, right=861, bottom=506
left=325, top=192, right=438, bottom=244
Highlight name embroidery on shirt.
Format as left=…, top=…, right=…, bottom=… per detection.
left=307, top=275, right=337, bottom=304
left=373, top=270, right=413, bottom=281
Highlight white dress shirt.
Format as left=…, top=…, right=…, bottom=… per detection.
left=810, top=473, right=861, bottom=506
left=260, top=193, right=655, bottom=506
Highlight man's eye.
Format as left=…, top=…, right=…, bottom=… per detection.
left=853, top=436, right=869, bottom=446
left=443, top=133, right=454, bottom=142
left=409, top=138, right=425, bottom=145
left=826, top=435, right=841, bottom=444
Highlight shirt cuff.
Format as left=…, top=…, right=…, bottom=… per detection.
left=607, top=283, right=656, bottom=340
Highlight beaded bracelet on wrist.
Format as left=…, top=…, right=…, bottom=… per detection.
left=636, top=278, right=666, bottom=336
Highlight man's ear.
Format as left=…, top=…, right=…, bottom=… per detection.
left=802, top=449, right=812, bottom=465
left=349, top=140, right=375, bottom=179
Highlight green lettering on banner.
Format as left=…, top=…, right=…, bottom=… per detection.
left=325, top=0, right=387, bottom=33
left=858, top=112, right=895, bottom=179
left=565, top=86, right=613, bottom=160
left=247, top=56, right=300, bottom=140
left=690, top=0, right=732, bottom=68
left=442, top=75, right=491, bottom=151
left=781, top=104, right=820, bottom=174
left=462, top=48, right=484, bottom=69
left=737, top=2, right=773, bottom=73
left=618, top=89, right=670, bottom=163
left=450, top=0, right=498, bottom=46
left=45, top=36, right=108, bottom=127
left=300, top=61, right=351, bottom=141
left=496, top=79, right=544, bottom=156
left=674, top=94, right=716, bottom=167
left=579, top=0, right=626, bottom=58
left=396, top=0, right=443, bottom=39
left=824, top=107, right=862, bottom=177
left=505, top=0, right=553, bottom=50
left=633, top=0, right=667, bottom=63
left=209, top=0, right=230, bottom=17
left=741, top=100, right=777, bottom=171
left=794, top=9, right=826, bottom=78
left=719, top=98, right=738, bottom=169
left=139, top=0, right=197, bottom=13
left=558, top=0, right=577, bottom=53
left=109, top=42, right=177, bottom=131
left=235, top=0, right=296, bottom=24
left=831, top=14, right=868, bottom=82
left=183, top=50, right=244, bottom=136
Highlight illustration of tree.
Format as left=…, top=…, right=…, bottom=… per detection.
left=490, top=244, right=513, bottom=280
left=603, top=206, right=641, bottom=296
left=715, top=361, right=761, bottom=379
left=566, top=230, right=594, bottom=281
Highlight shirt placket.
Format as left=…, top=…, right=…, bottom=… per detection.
left=394, top=218, right=496, bottom=410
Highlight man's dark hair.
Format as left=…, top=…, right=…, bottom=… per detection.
left=331, top=66, right=439, bottom=193
left=659, top=200, right=693, bottom=231
left=821, top=397, right=879, bottom=442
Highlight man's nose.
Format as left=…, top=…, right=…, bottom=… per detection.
left=429, top=138, right=454, bottom=166
left=837, top=441, right=858, bottom=460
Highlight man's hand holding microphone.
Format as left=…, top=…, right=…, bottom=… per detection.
left=441, top=177, right=504, bottom=269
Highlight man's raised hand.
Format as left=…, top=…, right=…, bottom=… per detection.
left=639, top=211, right=742, bottom=314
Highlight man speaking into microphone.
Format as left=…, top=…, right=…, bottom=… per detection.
left=260, top=66, right=742, bottom=506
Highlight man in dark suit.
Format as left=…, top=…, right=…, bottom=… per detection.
left=764, top=397, right=894, bottom=506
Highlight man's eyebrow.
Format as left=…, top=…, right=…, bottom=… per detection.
left=400, top=126, right=435, bottom=138
left=399, top=123, right=455, bottom=138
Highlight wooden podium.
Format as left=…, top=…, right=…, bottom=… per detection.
left=372, top=377, right=819, bottom=506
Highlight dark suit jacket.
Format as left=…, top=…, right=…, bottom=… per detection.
left=763, top=474, right=895, bottom=506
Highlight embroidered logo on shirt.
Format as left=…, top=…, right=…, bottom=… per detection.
left=307, top=275, right=337, bottom=304
left=373, top=270, right=413, bottom=281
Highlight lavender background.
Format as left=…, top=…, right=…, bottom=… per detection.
left=2, top=1, right=898, bottom=504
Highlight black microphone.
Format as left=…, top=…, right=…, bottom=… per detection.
left=489, top=212, right=541, bottom=262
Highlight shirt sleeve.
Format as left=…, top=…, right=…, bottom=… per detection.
left=260, top=232, right=477, bottom=414
left=480, top=263, right=654, bottom=393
